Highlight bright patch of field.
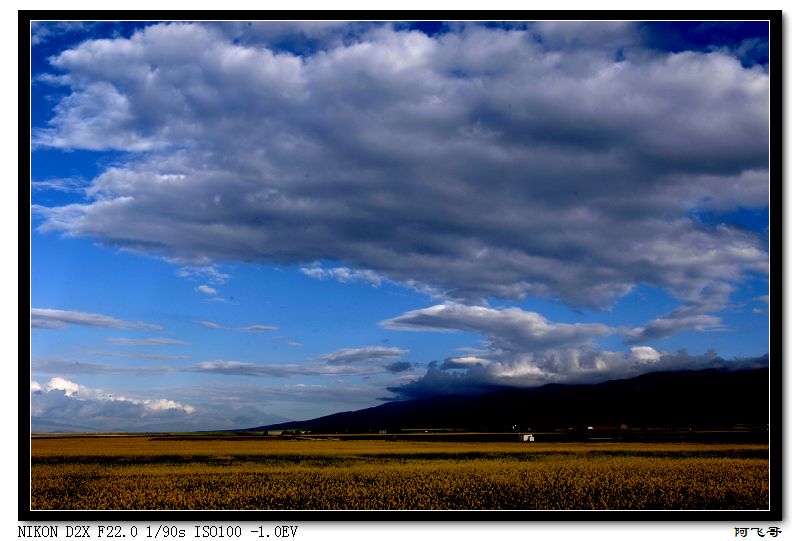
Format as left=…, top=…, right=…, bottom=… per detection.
left=30, top=437, right=769, bottom=510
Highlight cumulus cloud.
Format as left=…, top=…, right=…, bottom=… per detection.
left=382, top=303, right=613, bottom=352
left=195, top=284, right=218, bottom=295
left=31, top=377, right=194, bottom=413
left=212, top=21, right=371, bottom=53
left=380, top=300, right=756, bottom=397
left=31, top=308, right=162, bottom=330
left=32, top=22, right=768, bottom=310
left=31, top=377, right=195, bottom=431
left=31, top=378, right=300, bottom=432
left=440, top=355, right=490, bottom=370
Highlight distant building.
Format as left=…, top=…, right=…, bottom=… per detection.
left=519, top=434, right=535, bottom=442
left=587, top=424, right=628, bottom=431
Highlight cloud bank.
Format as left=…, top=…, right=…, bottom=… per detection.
left=32, top=21, right=768, bottom=310
left=31, top=377, right=195, bottom=432
left=381, top=301, right=763, bottom=398
left=388, top=349, right=768, bottom=399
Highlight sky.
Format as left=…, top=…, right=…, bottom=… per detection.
left=28, top=19, right=771, bottom=433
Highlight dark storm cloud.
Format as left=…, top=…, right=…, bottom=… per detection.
left=33, top=22, right=768, bottom=309
left=385, top=361, right=413, bottom=373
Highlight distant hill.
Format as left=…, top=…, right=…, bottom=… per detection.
left=31, top=417, right=99, bottom=434
left=247, top=367, right=769, bottom=433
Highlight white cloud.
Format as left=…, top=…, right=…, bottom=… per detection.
left=175, top=265, right=230, bottom=284
left=32, top=22, right=768, bottom=310
left=380, top=301, right=749, bottom=397
left=621, top=282, right=735, bottom=344
left=313, top=346, right=407, bottom=365
left=194, top=320, right=277, bottom=332
left=31, top=377, right=196, bottom=431
left=105, top=337, right=187, bottom=346
left=91, top=350, right=188, bottom=361
left=31, top=308, right=162, bottom=330
left=622, top=314, right=727, bottom=344
left=382, top=303, right=613, bottom=352
left=40, top=376, right=81, bottom=396
left=30, top=21, right=95, bottom=46
left=440, top=355, right=490, bottom=369
left=33, top=358, right=173, bottom=375
left=195, top=284, right=218, bottom=295
left=629, top=346, right=661, bottom=363
left=187, top=360, right=386, bottom=378
left=240, top=325, right=277, bottom=332
left=301, top=266, right=385, bottom=287
left=31, top=177, right=87, bottom=193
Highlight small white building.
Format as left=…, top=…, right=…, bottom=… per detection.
left=519, top=434, right=535, bottom=442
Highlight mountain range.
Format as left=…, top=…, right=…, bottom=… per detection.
left=247, top=366, right=769, bottom=434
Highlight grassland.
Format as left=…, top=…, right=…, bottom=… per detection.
left=30, top=436, right=769, bottom=510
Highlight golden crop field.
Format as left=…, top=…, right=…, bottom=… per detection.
left=30, top=436, right=769, bottom=510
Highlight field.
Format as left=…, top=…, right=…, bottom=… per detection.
left=30, top=436, right=769, bottom=510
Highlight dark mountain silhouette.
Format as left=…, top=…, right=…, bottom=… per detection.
left=247, top=367, right=769, bottom=433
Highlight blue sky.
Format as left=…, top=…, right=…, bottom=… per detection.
left=29, top=20, right=770, bottom=432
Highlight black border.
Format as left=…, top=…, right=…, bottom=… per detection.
left=20, top=9, right=783, bottom=522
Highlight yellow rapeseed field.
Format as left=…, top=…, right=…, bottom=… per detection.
left=30, top=437, right=769, bottom=510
